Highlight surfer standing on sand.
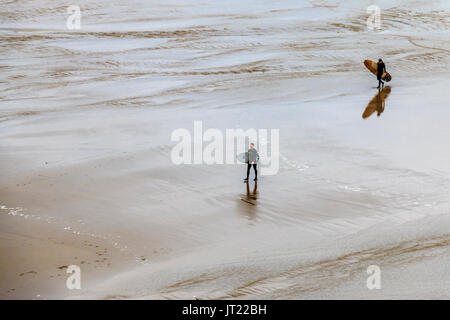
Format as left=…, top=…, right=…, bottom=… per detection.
left=244, top=143, right=259, bottom=182
left=377, top=58, right=387, bottom=88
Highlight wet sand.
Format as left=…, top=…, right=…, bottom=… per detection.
left=1, top=1, right=450, bottom=299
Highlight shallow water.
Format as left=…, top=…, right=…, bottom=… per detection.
left=1, top=0, right=449, bottom=299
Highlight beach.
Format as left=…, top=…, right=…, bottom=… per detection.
left=1, top=0, right=449, bottom=299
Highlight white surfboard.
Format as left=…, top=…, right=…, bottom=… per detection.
left=236, top=152, right=248, bottom=163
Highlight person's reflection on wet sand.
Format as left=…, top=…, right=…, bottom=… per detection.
left=239, top=181, right=258, bottom=221
left=362, top=86, right=391, bottom=119
left=241, top=180, right=258, bottom=205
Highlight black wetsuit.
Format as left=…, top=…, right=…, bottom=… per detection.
left=377, top=61, right=386, bottom=87
left=246, top=163, right=257, bottom=180
left=245, top=148, right=259, bottom=181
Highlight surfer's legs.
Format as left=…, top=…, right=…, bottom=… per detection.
left=245, top=163, right=251, bottom=181
left=245, top=164, right=257, bottom=181
left=377, top=79, right=384, bottom=88
left=377, top=73, right=384, bottom=88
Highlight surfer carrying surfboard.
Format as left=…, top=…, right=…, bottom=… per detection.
left=363, top=59, right=392, bottom=86
left=244, top=143, right=259, bottom=182
left=377, top=58, right=387, bottom=88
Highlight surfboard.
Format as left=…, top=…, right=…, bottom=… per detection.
left=236, top=152, right=248, bottom=163
left=364, top=59, right=392, bottom=82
